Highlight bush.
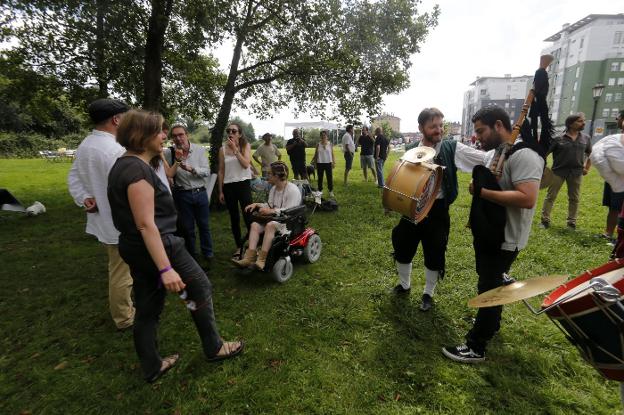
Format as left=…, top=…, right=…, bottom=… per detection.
left=0, top=131, right=88, bottom=158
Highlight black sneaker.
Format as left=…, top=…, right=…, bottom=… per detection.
left=420, top=293, right=433, bottom=311
left=391, top=284, right=411, bottom=295
left=539, top=221, right=550, bottom=229
left=441, top=344, right=485, bottom=363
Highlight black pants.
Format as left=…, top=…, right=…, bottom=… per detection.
left=465, top=245, right=519, bottom=354
left=119, top=234, right=222, bottom=381
left=391, top=199, right=450, bottom=272
left=316, top=163, right=333, bottom=192
left=223, top=180, right=252, bottom=248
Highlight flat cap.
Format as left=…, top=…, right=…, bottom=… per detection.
left=88, top=98, right=129, bottom=124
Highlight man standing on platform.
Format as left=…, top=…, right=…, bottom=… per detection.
left=442, top=106, right=543, bottom=363
left=68, top=98, right=135, bottom=330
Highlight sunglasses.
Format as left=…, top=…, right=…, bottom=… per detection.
left=226, top=128, right=239, bottom=134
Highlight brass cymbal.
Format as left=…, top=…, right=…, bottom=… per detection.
left=402, top=146, right=436, bottom=163
left=468, top=274, right=568, bottom=308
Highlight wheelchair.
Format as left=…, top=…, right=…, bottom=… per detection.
left=244, top=204, right=322, bottom=283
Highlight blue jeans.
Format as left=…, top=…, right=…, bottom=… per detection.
left=119, top=234, right=222, bottom=381
left=173, top=189, right=213, bottom=258
left=376, top=159, right=386, bottom=187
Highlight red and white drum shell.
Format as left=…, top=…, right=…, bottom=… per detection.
left=542, top=259, right=624, bottom=381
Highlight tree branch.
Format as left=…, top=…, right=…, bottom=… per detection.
left=234, top=73, right=282, bottom=91
left=236, top=51, right=296, bottom=75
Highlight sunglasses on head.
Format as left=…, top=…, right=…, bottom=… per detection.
left=226, top=128, right=239, bottom=134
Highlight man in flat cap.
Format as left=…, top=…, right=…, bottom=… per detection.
left=68, top=98, right=135, bottom=331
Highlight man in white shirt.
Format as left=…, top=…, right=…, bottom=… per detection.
left=164, top=124, right=214, bottom=264
left=67, top=98, right=135, bottom=330
left=342, top=124, right=355, bottom=185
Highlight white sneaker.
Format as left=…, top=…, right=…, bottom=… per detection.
left=329, top=191, right=335, bottom=198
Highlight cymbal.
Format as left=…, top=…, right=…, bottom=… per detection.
left=402, top=146, right=436, bottom=163
left=468, top=274, right=568, bottom=308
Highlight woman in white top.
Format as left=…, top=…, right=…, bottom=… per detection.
left=232, top=161, right=301, bottom=270
left=311, top=130, right=335, bottom=198
left=218, top=123, right=253, bottom=257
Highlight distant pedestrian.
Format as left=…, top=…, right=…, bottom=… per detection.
left=311, top=130, right=335, bottom=198
left=342, top=125, right=355, bottom=185
left=540, top=113, right=592, bottom=230
left=358, top=126, right=376, bottom=182
left=374, top=126, right=390, bottom=188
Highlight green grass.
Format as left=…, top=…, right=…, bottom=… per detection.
left=0, top=151, right=621, bottom=414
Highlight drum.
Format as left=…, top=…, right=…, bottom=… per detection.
left=382, top=155, right=442, bottom=223
left=542, top=260, right=624, bottom=381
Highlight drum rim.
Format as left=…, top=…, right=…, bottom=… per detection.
left=542, top=259, right=624, bottom=316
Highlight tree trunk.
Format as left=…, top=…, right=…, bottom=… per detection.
left=209, top=33, right=245, bottom=170
left=142, top=0, right=173, bottom=111
left=94, top=0, right=108, bottom=97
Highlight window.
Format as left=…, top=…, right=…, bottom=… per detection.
left=612, top=62, right=621, bottom=71
left=615, top=32, right=623, bottom=45
left=612, top=108, right=621, bottom=117
left=618, top=78, right=624, bottom=87
left=621, top=62, right=624, bottom=71
left=480, top=89, right=486, bottom=96
left=609, top=78, right=616, bottom=86
left=603, top=108, right=611, bottom=117
left=616, top=93, right=623, bottom=102
left=576, top=67, right=580, bottom=78
left=606, top=93, right=614, bottom=103
left=504, top=102, right=509, bottom=108
left=580, top=38, right=584, bottom=48
left=573, top=81, right=577, bottom=92
left=571, top=96, right=576, bottom=102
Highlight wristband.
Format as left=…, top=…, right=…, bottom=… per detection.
left=158, top=265, right=173, bottom=275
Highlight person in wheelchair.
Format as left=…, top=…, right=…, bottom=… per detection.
left=232, top=161, right=302, bottom=270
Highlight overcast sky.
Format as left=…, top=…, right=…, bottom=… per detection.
left=216, top=1, right=622, bottom=136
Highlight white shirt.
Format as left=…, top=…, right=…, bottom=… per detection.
left=590, top=133, right=624, bottom=192
left=164, top=143, right=210, bottom=189
left=67, top=129, right=124, bottom=244
left=154, top=162, right=172, bottom=193
left=316, top=142, right=333, bottom=163
left=419, top=140, right=494, bottom=199
left=223, top=147, right=252, bottom=184
left=262, top=182, right=302, bottom=214
left=342, top=132, right=355, bottom=153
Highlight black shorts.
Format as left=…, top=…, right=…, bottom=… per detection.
left=290, top=159, right=307, bottom=178
left=603, top=182, right=624, bottom=211
left=344, top=152, right=354, bottom=170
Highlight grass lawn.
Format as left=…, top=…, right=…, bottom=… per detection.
left=0, top=150, right=621, bottom=414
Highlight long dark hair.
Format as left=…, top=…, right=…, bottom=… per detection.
left=227, top=122, right=248, bottom=150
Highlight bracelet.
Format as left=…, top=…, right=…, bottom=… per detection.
left=158, top=265, right=173, bottom=275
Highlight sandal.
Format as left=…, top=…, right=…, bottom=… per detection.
left=207, top=340, right=245, bottom=362
left=146, top=353, right=179, bottom=383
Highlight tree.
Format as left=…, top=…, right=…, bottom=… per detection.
left=207, top=0, right=439, bottom=167
left=4, top=0, right=225, bottom=119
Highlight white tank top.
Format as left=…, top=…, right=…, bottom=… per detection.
left=316, top=142, right=333, bottom=163
left=223, top=146, right=252, bottom=184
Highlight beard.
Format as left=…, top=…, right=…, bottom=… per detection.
left=480, top=131, right=502, bottom=151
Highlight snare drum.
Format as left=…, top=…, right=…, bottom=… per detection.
left=382, top=159, right=442, bottom=223
left=542, top=260, right=624, bottom=381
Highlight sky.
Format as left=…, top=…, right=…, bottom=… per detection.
left=215, top=0, right=623, bottom=136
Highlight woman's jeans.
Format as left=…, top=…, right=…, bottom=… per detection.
left=119, top=234, right=223, bottom=381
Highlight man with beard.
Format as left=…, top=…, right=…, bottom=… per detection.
left=540, top=113, right=592, bottom=230
left=442, top=106, right=543, bottom=363
left=285, top=129, right=307, bottom=180
left=391, top=108, right=490, bottom=311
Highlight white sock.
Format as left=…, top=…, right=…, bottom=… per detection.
left=397, top=262, right=412, bottom=289
left=423, top=267, right=439, bottom=297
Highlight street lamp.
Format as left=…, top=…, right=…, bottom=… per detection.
left=590, top=83, right=605, bottom=140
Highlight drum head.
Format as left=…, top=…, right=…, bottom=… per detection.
left=402, top=146, right=436, bottom=163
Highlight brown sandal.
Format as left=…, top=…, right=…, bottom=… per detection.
left=147, top=353, right=179, bottom=383
left=207, top=341, right=244, bottom=362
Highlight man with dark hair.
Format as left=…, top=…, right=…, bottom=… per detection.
left=357, top=126, right=376, bottom=182
left=68, top=98, right=135, bottom=330
left=253, top=133, right=281, bottom=178
left=442, top=106, right=543, bottom=363
left=285, top=129, right=307, bottom=180
left=164, top=124, right=213, bottom=264
left=540, top=113, right=591, bottom=230
left=391, top=108, right=490, bottom=311
left=374, top=126, right=389, bottom=188
left=342, top=125, right=355, bottom=185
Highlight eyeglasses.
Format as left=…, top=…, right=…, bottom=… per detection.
left=226, top=129, right=239, bottom=134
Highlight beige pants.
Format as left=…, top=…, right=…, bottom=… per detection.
left=541, top=173, right=583, bottom=225
left=106, top=244, right=135, bottom=329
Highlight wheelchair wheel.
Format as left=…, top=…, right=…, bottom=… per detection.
left=272, top=257, right=293, bottom=283
left=302, top=233, right=322, bottom=263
